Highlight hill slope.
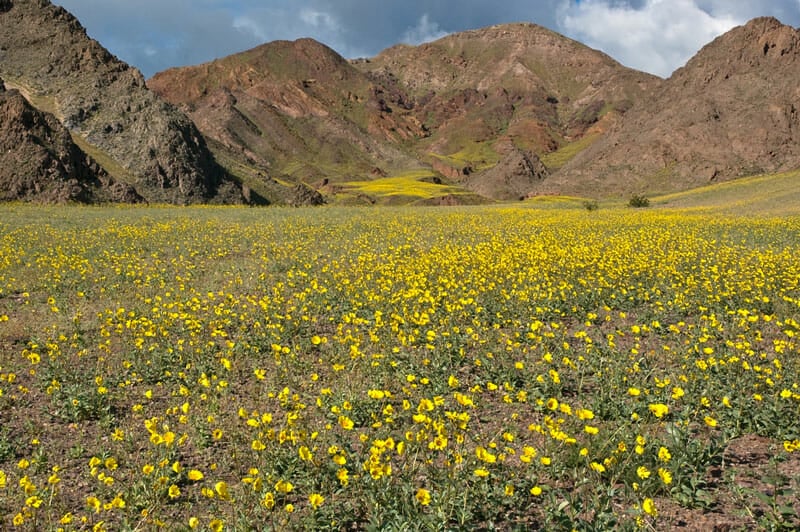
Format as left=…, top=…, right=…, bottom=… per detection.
left=360, top=23, right=658, bottom=164
left=149, top=24, right=659, bottom=202
left=0, top=77, right=142, bottom=203
left=148, top=38, right=426, bottom=202
left=0, top=0, right=241, bottom=204
left=553, top=17, right=800, bottom=196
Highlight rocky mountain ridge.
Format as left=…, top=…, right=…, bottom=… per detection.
left=0, top=0, right=243, bottom=204
left=1, top=2, right=799, bottom=204
left=550, top=17, right=800, bottom=196
left=149, top=22, right=660, bottom=202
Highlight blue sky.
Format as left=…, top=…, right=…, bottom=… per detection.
left=53, top=0, right=800, bottom=79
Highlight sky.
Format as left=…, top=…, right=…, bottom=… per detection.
left=53, top=0, right=800, bottom=79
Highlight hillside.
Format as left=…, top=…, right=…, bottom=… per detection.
left=0, top=0, right=242, bottom=204
left=0, top=77, right=142, bottom=203
left=149, top=24, right=659, bottom=202
left=552, top=17, right=800, bottom=196
left=359, top=24, right=658, bottom=167
left=148, top=38, right=425, bottom=203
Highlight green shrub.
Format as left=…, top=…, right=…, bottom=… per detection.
left=628, top=194, right=650, bottom=208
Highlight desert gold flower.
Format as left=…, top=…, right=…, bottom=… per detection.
left=275, top=479, right=294, bottom=493
left=263, top=492, right=276, bottom=509
left=415, top=488, right=432, bottom=505
left=299, top=446, right=313, bottom=462
left=338, top=415, right=355, bottom=430
left=309, top=493, right=325, bottom=510
left=658, top=446, right=671, bottom=463
left=590, top=462, right=606, bottom=473
left=642, top=497, right=657, bottom=517
left=214, top=481, right=230, bottom=500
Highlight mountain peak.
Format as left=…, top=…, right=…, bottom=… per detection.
left=553, top=16, right=800, bottom=196
left=686, top=16, right=800, bottom=69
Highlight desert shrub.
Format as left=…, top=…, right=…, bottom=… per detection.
left=628, top=194, right=650, bottom=208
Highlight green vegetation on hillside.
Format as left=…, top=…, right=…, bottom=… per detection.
left=540, top=134, right=601, bottom=170
left=653, top=170, right=800, bottom=216
left=343, top=173, right=464, bottom=199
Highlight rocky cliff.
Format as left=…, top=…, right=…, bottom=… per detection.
left=0, top=0, right=241, bottom=204
left=0, top=77, right=142, bottom=203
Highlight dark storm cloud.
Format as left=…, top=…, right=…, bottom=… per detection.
left=52, top=0, right=800, bottom=78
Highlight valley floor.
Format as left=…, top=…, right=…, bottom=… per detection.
left=0, top=203, right=799, bottom=530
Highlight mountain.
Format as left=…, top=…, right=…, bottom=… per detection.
left=149, top=23, right=659, bottom=202
left=0, top=0, right=242, bottom=204
left=0, top=77, right=142, bottom=203
left=552, top=17, right=800, bottom=196
left=4, top=3, right=799, bottom=204
left=359, top=23, right=658, bottom=168
left=148, top=37, right=425, bottom=204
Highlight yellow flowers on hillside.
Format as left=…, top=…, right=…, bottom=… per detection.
left=0, top=204, right=798, bottom=529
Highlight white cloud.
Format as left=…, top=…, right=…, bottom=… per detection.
left=401, top=14, right=450, bottom=45
left=299, top=8, right=340, bottom=32
left=559, top=0, right=742, bottom=77
left=232, top=15, right=269, bottom=42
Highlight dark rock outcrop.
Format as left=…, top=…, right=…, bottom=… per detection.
left=466, top=145, right=549, bottom=200
left=0, top=76, right=143, bottom=203
left=0, top=0, right=240, bottom=204
left=289, top=183, right=326, bottom=207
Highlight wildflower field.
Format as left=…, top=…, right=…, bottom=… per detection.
left=0, top=203, right=799, bottom=530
